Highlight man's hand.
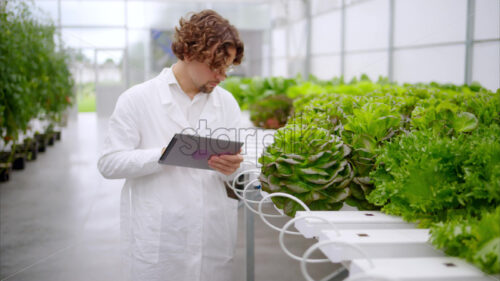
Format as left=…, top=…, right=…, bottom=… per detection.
left=208, top=152, right=244, bottom=176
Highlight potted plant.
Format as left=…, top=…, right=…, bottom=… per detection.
left=0, top=138, right=15, bottom=182
left=250, top=94, right=293, bottom=129
left=23, top=137, right=38, bottom=161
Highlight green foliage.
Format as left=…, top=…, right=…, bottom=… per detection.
left=286, top=82, right=330, bottom=99
left=258, top=122, right=353, bottom=217
left=220, top=76, right=245, bottom=108
left=343, top=102, right=401, bottom=153
left=249, top=95, right=293, bottom=129
left=221, top=72, right=500, bottom=275
left=77, top=82, right=96, bottom=112
left=367, top=124, right=500, bottom=225
left=0, top=1, right=74, bottom=142
left=430, top=207, right=500, bottom=274
left=226, top=74, right=499, bottom=274
left=221, top=76, right=297, bottom=111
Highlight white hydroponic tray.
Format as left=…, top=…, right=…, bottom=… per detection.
left=349, top=257, right=493, bottom=281
left=317, top=228, right=443, bottom=263
left=294, top=211, right=415, bottom=238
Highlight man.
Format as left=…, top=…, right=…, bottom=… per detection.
left=98, top=10, right=244, bottom=281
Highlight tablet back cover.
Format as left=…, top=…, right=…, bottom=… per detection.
left=158, top=133, right=243, bottom=170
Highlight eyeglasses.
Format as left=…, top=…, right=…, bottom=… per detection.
left=210, top=65, right=235, bottom=77
left=226, top=66, right=235, bottom=74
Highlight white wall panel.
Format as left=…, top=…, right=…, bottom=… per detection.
left=61, top=28, right=126, bottom=49
left=288, top=0, right=307, bottom=22
left=127, top=30, right=149, bottom=85
left=272, top=28, right=287, bottom=58
left=211, top=3, right=271, bottom=30
left=271, top=0, right=287, bottom=21
left=345, top=0, right=389, bottom=51
left=472, top=41, right=500, bottom=91
left=289, top=58, right=305, bottom=77
left=474, top=0, right=500, bottom=40
left=272, top=58, right=288, bottom=77
left=127, top=2, right=200, bottom=29
left=311, top=0, right=342, bottom=16
left=345, top=51, right=388, bottom=81
left=312, top=10, right=342, bottom=55
left=289, top=20, right=307, bottom=58
left=61, top=1, right=125, bottom=26
left=394, top=45, right=465, bottom=85
left=261, top=57, right=270, bottom=77
left=394, top=0, right=467, bottom=47
left=34, top=0, right=59, bottom=23
left=311, top=55, right=341, bottom=79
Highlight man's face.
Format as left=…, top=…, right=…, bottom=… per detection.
left=186, top=46, right=237, bottom=94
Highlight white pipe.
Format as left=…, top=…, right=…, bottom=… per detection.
left=279, top=214, right=340, bottom=262
left=227, top=169, right=283, bottom=217
left=258, top=192, right=310, bottom=233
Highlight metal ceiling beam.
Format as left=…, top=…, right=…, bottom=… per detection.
left=304, top=0, right=312, bottom=78
left=388, top=0, right=395, bottom=82
left=465, top=0, right=476, bottom=85
left=340, top=0, right=346, bottom=77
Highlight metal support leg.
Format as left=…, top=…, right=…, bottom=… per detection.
left=245, top=200, right=255, bottom=281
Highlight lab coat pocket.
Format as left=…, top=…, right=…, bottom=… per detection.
left=133, top=202, right=163, bottom=264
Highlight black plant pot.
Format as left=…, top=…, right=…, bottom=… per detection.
left=0, top=152, right=12, bottom=183
left=47, top=133, right=55, bottom=146
left=55, top=131, right=61, bottom=141
left=0, top=151, right=11, bottom=163
left=36, top=133, right=47, bottom=152
left=12, top=153, right=26, bottom=170
left=27, top=141, right=38, bottom=161
left=0, top=163, right=11, bottom=182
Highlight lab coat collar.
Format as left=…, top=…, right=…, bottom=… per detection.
left=158, top=67, right=221, bottom=108
left=157, top=67, right=222, bottom=130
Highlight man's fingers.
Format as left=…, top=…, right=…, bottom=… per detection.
left=208, top=156, right=242, bottom=175
left=208, top=161, right=234, bottom=175
left=211, top=156, right=234, bottom=167
left=207, top=153, right=243, bottom=176
left=219, top=153, right=244, bottom=163
left=209, top=158, right=234, bottom=171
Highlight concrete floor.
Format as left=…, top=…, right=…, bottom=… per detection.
left=0, top=113, right=340, bottom=281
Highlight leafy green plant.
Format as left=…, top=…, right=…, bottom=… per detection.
left=249, top=95, right=293, bottom=129
left=367, top=124, right=500, bottom=225
left=220, top=76, right=245, bottom=108
left=221, top=76, right=297, bottom=111
left=430, top=207, right=500, bottom=274
left=258, top=122, right=353, bottom=216
left=410, top=100, right=478, bottom=136
left=248, top=74, right=499, bottom=274
left=0, top=1, right=74, bottom=144
left=343, top=102, right=401, bottom=153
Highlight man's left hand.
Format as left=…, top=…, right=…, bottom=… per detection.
left=208, top=153, right=244, bottom=176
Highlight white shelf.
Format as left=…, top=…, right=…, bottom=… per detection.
left=317, top=228, right=443, bottom=263
left=295, top=211, right=415, bottom=238
left=349, top=257, right=492, bottom=281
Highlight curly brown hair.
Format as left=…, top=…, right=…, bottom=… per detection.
left=171, top=10, right=244, bottom=72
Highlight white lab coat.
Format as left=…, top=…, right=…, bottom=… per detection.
left=98, top=68, right=242, bottom=281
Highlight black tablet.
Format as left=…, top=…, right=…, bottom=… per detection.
left=158, top=133, right=244, bottom=170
